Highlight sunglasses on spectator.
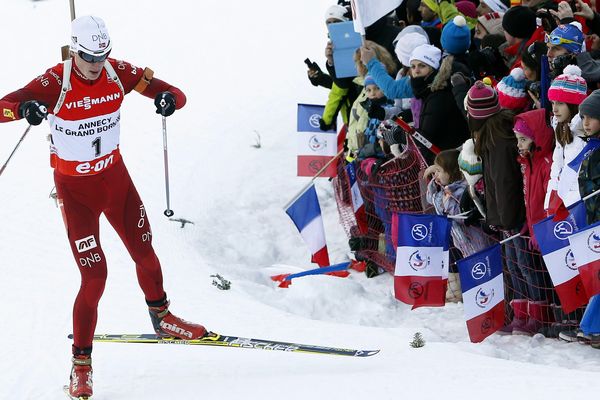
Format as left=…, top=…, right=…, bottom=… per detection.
left=544, top=34, right=580, bottom=46
left=78, top=50, right=110, bottom=63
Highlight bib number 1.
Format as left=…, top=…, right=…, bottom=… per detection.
left=92, top=137, right=101, bottom=157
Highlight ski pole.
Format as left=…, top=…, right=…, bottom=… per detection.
left=392, top=116, right=441, bottom=155
left=0, top=124, right=32, bottom=177
left=160, top=114, right=174, bottom=217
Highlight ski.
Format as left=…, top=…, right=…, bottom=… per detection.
left=62, top=385, right=89, bottom=400
left=68, top=333, right=379, bottom=357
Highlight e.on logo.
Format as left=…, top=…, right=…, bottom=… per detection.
left=75, top=235, right=97, bottom=253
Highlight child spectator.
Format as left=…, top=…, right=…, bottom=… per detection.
left=466, top=81, right=534, bottom=334
left=425, top=149, right=492, bottom=302
left=357, top=76, right=399, bottom=160
left=346, top=41, right=398, bottom=159
left=512, top=108, right=557, bottom=334
left=574, top=89, right=600, bottom=348
left=545, top=65, right=587, bottom=213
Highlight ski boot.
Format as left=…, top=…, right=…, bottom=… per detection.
left=68, top=353, right=93, bottom=399
left=148, top=298, right=208, bottom=339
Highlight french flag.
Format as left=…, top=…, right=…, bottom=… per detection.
left=285, top=184, right=330, bottom=267
left=297, top=104, right=338, bottom=178
left=568, top=219, right=600, bottom=299
left=345, top=162, right=368, bottom=234
left=457, top=244, right=505, bottom=343
left=532, top=201, right=589, bottom=313
left=394, top=213, right=450, bottom=309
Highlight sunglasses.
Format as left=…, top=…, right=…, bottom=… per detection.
left=78, top=50, right=110, bottom=63
left=544, top=34, right=580, bottom=46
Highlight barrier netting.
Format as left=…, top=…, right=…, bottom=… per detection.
left=332, top=137, right=584, bottom=336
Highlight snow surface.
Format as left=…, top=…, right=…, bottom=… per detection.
left=0, top=0, right=599, bottom=399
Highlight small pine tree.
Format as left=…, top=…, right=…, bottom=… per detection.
left=211, top=274, right=231, bottom=290
left=410, top=332, right=425, bottom=348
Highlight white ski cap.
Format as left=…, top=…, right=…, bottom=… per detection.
left=70, top=16, right=112, bottom=56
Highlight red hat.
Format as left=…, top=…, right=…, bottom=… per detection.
left=497, top=68, right=529, bottom=111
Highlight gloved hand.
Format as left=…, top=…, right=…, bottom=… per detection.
left=318, top=118, right=333, bottom=131
left=450, top=72, right=471, bottom=88
left=154, top=92, right=176, bottom=117
left=18, top=100, right=48, bottom=126
left=307, top=62, right=326, bottom=87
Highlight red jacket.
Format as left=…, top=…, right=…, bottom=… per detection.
left=515, top=109, right=555, bottom=249
left=0, top=59, right=185, bottom=124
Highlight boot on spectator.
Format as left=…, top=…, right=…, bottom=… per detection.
left=514, top=300, right=554, bottom=336
left=540, top=304, right=582, bottom=338
left=497, top=299, right=528, bottom=335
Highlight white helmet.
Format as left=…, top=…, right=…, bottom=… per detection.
left=70, top=16, right=112, bottom=56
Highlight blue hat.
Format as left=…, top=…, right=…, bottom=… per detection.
left=364, top=75, right=377, bottom=87
left=441, top=15, right=471, bottom=55
left=548, top=24, right=584, bottom=54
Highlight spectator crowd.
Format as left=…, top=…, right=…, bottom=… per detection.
left=308, top=0, right=600, bottom=346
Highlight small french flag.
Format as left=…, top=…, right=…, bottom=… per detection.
left=568, top=220, right=600, bottom=299
left=457, top=244, right=505, bottom=343
left=532, top=201, right=589, bottom=313
left=346, top=162, right=367, bottom=234
left=285, top=184, right=330, bottom=267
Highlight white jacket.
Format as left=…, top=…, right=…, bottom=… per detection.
left=545, top=114, right=586, bottom=208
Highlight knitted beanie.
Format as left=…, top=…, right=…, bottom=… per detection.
left=441, top=15, right=471, bottom=55
left=395, top=32, right=429, bottom=67
left=502, top=5, right=536, bottom=39
left=579, top=89, right=600, bottom=121
left=481, top=0, right=509, bottom=13
left=324, top=5, right=349, bottom=22
left=410, top=44, right=442, bottom=70
left=456, top=1, right=477, bottom=19
left=364, top=75, right=377, bottom=87
left=513, top=117, right=534, bottom=140
left=477, top=12, right=504, bottom=36
left=497, top=68, right=529, bottom=111
left=458, top=138, right=483, bottom=186
left=467, top=80, right=502, bottom=120
left=547, top=65, right=588, bottom=105
left=548, top=24, right=584, bottom=54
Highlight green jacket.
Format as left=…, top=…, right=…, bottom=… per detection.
left=322, top=82, right=350, bottom=126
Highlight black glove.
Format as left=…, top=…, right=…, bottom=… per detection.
left=318, top=118, right=333, bottom=131
left=154, top=92, right=176, bottom=117
left=459, top=189, right=481, bottom=227
left=18, top=100, right=48, bottom=126
left=367, top=104, right=385, bottom=120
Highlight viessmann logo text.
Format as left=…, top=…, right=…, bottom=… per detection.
left=65, top=92, right=121, bottom=110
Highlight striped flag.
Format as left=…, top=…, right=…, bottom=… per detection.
left=457, top=244, right=505, bottom=343
left=297, top=104, right=338, bottom=178
left=394, top=213, right=450, bottom=308
left=568, top=219, right=600, bottom=299
left=351, top=0, right=403, bottom=35
left=532, top=201, right=589, bottom=313
left=285, top=184, right=330, bottom=267
left=345, top=162, right=367, bottom=234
